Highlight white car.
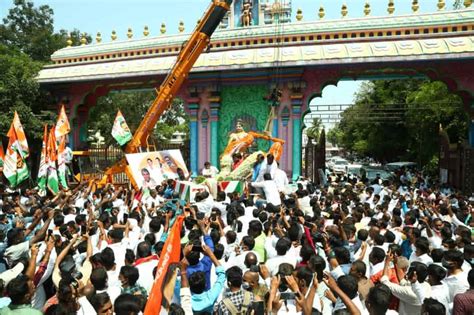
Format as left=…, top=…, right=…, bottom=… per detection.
left=326, top=156, right=344, bottom=170
left=333, top=159, right=349, bottom=174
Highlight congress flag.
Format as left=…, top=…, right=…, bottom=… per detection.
left=57, top=136, right=68, bottom=190
left=55, top=105, right=70, bottom=138
left=37, top=125, right=48, bottom=195
left=111, top=110, right=133, bottom=146
left=47, top=126, right=59, bottom=194
left=4, top=113, right=29, bottom=187
left=144, top=215, right=184, bottom=315
left=0, top=141, right=4, bottom=169
left=11, top=111, right=29, bottom=159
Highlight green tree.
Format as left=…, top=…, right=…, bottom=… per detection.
left=89, top=91, right=189, bottom=145
left=305, top=117, right=322, bottom=140
left=336, top=79, right=468, bottom=166
left=0, top=0, right=91, bottom=62
left=327, top=126, right=343, bottom=147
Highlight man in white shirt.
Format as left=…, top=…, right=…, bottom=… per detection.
left=273, top=168, right=288, bottom=192
left=265, top=238, right=297, bottom=276
left=251, top=173, right=281, bottom=207
left=201, top=162, right=219, bottom=178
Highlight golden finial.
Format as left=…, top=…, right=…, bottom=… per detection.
left=160, top=23, right=166, bottom=34
left=465, top=0, right=472, bottom=7
left=364, top=1, right=371, bottom=16
left=296, top=8, right=303, bottom=21
left=96, top=32, right=102, bottom=43
left=437, top=0, right=446, bottom=10
left=178, top=21, right=185, bottom=33
left=127, top=27, right=133, bottom=39
left=80, top=33, right=87, bottom=46
left=387, top=0, right=395, bottom=15
left=143, top=26, right=149, bottom=37
left=412, top=0, right=419, bottom=12
left=66, top=33, right=72, bottom=47
left=197, top=19, right=201, bottom=25
left=341, top=3, right=348, bottom=18
left=318, top=6, right=325, bottom=19
left=111, top=30, right=117, bottom=41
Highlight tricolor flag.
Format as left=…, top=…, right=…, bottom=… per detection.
left=57, top=136, right=68, bottom=189
left=144, top=215, right=184, bottom=315
left=111, top=110, right=132, bottom=146
left=0, top=141, right=4, bottom=169
left=37, top=125, right=48, bottom=195
left=4, top=113, right=29, bottom=187
left=47, top=126, right=59, bottom=194
left=55, top=105, right=70, bottom=138
left=11, top=111, right=29, bottom=159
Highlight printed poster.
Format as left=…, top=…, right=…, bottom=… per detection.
left=126, top=150, right=189, bottom=188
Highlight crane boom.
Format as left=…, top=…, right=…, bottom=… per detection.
left=127, top=0, right=232, bottom=153
left=101, top=0, right=232, bottom=187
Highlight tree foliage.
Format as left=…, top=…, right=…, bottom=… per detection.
left=334, top=79, right=468, bottom=165
left=305, top=117, right=322, bottom=140
left=0, top=0, right=91, bottom=144
left=89, top=91, right=190, bottom=145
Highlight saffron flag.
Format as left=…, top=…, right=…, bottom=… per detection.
left=47, top=126, right=59, bottom=194
left=55, top=105, right=70, bottom=138
left=11, top=111, right=29, bottom=159
left=0, top=141, right=4, bottom=169
left=144, top=215, right=184, bottom=315
left=4, top=113, right=29, bottom=187
left=111, top=110, right=132, bottom=146
left=37, top=125, right=49, bottom=195
left=57, top=136, right=68, bottom=189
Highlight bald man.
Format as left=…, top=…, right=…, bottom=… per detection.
left=244, top=252, right=258, bottom=270
left=243, top=270, right=268, bottom=302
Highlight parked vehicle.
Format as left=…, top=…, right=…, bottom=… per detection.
left=333, top=159, right=349, bottom=174
left=346, top=164, right=363, bottom=177
left=385, top=162, right=418, bottom=173
left=360, top=166, right=395, bottom=182
left=326, top=156, right=345, bottom=171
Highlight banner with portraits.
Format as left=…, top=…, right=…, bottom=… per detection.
left=125, top=150, right=189, bottom=188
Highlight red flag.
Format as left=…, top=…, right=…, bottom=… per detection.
left=144, top=215, right=184, bottom=315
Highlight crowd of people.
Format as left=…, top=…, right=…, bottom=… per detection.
left=0, top=154, right=471, bottom=315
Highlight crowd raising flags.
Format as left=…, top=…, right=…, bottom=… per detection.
left=0, top=106, right=72, bottom=193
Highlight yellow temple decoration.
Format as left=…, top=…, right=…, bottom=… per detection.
left=96, top=32, right=102, bottom=43
left=127, top=28, right=133, bottom=39
left=66, top=33, right=72, bottom=47
left=143, top=26, right=149, bottom=37
left=437, top=0, right=446, bottom=10
left=388, top=0, right=395, bottom=15
left=412, top=0, right=419, bottom=13
left=364, top=1, right=371, bottom=16
left=179, top=21, right=185, bottom=33
left=465, top=0, right=472, bottom=8
left=80, top=33, right=87, bottom=46
left=160, top=23, right=166, bottom=34
left=318, top=6, right=325, bottom=19
left=111, top=30, right=117, bottom=41
left=341, top=3, right=348, bottom=18
left=296, top=8, right=303, bottom=21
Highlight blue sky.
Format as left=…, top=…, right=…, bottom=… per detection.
left=0, top=0, right=461, bottom=129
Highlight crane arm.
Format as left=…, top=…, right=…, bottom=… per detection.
left=126, top=0, right=232, bottom=154
left=102, top=0, right=232, bottom=187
